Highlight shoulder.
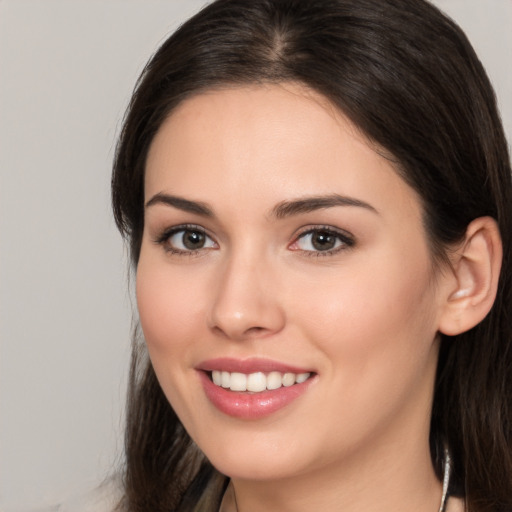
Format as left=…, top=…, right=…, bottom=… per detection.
left=56, top=476, right=123, bottom=512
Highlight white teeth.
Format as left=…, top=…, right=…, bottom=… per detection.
left=210, top=370, right=311, bottom=392
left=282, top=373, right=295, bottom=387
left=266, top=371, right=282, bottom=390
left=221, top=371, right=231, bottom=388
left=212, top=370, right=222, bottom=386
left=296, top=372, right=309, bottom=383
left=247, top=372, right=267, bottom=392
left=230, top=372, right=247, bottom=391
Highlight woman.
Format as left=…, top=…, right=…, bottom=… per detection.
left=111, top=0, right=512, bottom=510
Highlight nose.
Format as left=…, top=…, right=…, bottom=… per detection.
left=207, top=252, right=286, bottom=341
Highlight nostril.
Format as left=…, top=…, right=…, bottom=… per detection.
left=247, top=326, right=265, bottom=334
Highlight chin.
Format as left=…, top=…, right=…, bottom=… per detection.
left=193, top=423, right=323, bottom=482
left=209, top=450, right=304, bottom=481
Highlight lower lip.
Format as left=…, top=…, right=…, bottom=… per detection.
left=198, top=371, right=315, bottom=420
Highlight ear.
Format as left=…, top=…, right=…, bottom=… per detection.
left=438, top=217, right=502, bottom=336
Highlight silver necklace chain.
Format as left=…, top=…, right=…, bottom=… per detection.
left=439, top=450, right=451, bottom=512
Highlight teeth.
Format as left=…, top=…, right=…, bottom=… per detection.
left=230, top=372, right=247, bottom=391
left=212, top=371, right=222, bottom=386
left=247, top=372, right=267, bottom=392
left=295, top=372, right=309, bottom=383
left=221, top=371, right=231, bottom=388
left=211, top=370, right=311, bottom=392
left=282, top=373, right=295, bottom=387
left=266, top=371, right=282, bottom=390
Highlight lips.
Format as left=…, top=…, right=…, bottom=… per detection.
left=196, top=358, right=316, bottom=419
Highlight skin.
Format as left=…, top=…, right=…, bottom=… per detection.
left=137, top=83, right=466, bottom=512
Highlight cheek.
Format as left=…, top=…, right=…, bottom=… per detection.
left=136, top=255, right=205, bottom=362
left=290, top=247, right=439, bottom=374
left=285, top=254, right=439, bottom=452
left=135, top=255, right=211, bottom=425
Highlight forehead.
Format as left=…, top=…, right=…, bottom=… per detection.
left=144, top=83, right=422, bottom=222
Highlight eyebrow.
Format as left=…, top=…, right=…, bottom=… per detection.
left=145, top=193, right=214, bottom=217
left=144, top=192, right=378, bottom=218
left=271, top=194, right=378, bottom=219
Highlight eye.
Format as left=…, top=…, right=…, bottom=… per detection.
left=290, top=227, right=354, bottom=254
left=156, top=225, right=217, bottom=254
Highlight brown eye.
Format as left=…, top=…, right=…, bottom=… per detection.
left=182, top=230, right=205, bottom=249
left=166, top=228, right=216, bottom=252
left=291, top=228, right=354, bottom=254
left=310, top=231, right=337, bottom=251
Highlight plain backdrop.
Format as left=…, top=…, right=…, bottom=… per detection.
left=0, top=1, right=510, bottom=510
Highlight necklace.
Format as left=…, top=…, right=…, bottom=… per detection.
left=439, top=450, right=451, bottom=512
left=222, top=450, right=451, bottom=512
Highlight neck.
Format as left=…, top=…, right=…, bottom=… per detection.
left=227, top=438, right=442, bottom=512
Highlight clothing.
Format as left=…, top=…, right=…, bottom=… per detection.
left=218, top=482, right=235, bottom=512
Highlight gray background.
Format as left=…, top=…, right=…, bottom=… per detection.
left=1, top=1, right=511, bottom=510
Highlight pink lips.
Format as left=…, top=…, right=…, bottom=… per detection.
left=196, top=358, right=316, bottom=420
left=197, top=357, right=313, bottom=374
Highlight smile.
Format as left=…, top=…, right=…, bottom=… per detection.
left=211, top=370, right=311, bottom=392
left=197, top=358, right=316, bottom=419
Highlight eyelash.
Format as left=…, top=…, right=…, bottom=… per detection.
left=153, top=224, right=355, bottom=257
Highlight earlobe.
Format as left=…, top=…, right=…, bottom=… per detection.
left=438, top=217, right=502, bottom=336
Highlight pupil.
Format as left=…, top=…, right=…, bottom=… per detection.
left=183, top=230, right=205, bottom=250
left=312, top=231, right=335, bottom=251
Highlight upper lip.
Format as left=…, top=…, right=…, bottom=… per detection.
left=196, top=357, right=313, bottom=374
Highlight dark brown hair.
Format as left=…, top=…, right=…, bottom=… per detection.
left=112, top=1, right=512, bottom=510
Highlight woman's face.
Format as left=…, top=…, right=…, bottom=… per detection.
left=137, top=84, right=449, bottom=482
